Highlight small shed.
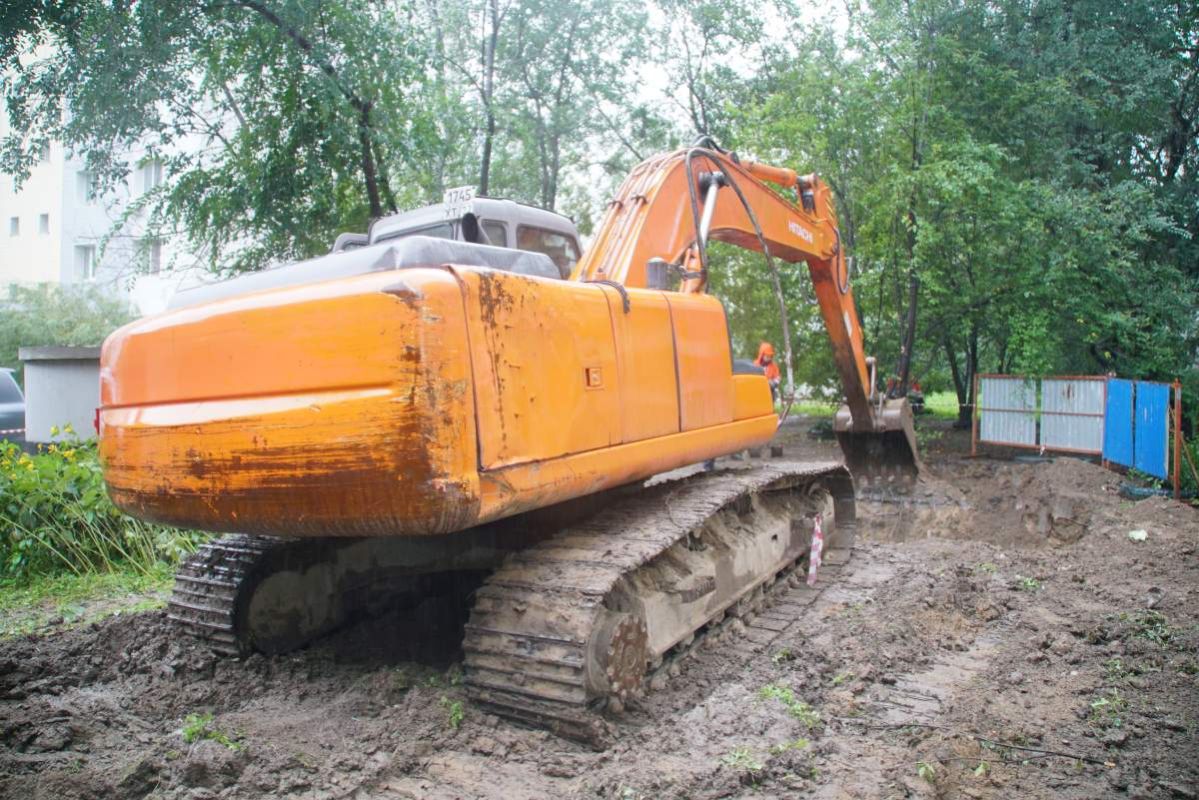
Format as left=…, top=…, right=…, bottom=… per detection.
left=18, top=346, right=102, bottom=443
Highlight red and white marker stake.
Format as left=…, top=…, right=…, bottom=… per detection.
left=807, top=513, right=824, bottom=587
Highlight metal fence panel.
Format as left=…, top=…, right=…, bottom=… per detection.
left=1103, top=379, right=1134, bottom=467
left=979, top=376, right=1037, bottom=447
left=1040, top=378, right=1104, bottom=453
left=1134, top=381, right=1169, bottom=479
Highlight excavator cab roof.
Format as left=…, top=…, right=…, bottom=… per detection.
left=167, top=236, right=560, bottom=310
left=331, top=196, right=582, bottom=278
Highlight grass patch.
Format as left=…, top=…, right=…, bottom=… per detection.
left=181, top=712, right=242, bottom=750
left=0, top=564, right=173, bottom=638
left=789, top=390, right=960, bottom=420
left=787, top=399, right=839, bottom=417
left=922, top=391, right=960, bottom=420
left=721, top=746, right=764, bottom=774
left=759, top=683, right=821, bottom=727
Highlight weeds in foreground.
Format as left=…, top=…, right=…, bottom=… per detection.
left=916, top=761, right=937, bottom=784
left=440, top=696, right=465, bottom=729
left=770, top=738, right=810, bottom=754
left=181, top=713, right=241, bottom=750
left=1089, top=689, right=1129, bottom=729
left=1103, top=658, right=1129, bottom=683
left=831, top=671, right=854, bottom=687
left=1131, top=610, right=1174, bottom=646
left=721, top=746, right=764, bottom=774
left=759, top=684, right=821, bottom=728
left=1013, top=575, right=1041, bottom=592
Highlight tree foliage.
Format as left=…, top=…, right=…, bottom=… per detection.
left=0, top=284, right=134, bottom=379
left=731, top=0, right=1197, bottom=418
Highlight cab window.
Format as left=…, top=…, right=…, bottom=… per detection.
left=516, top=226, right=580, bottom=278
left=481, top=220, right=508, bottom=247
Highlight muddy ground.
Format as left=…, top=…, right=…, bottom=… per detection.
left=2, top=420, right=1197, bottom=799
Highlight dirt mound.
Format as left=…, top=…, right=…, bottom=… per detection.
left=861, top=456, right=1130, bottom=548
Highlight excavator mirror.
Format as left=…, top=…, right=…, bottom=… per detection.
left=460, top=212, right=492, bottom=246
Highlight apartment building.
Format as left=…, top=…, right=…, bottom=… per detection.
left=0, top=117, right=206, bottom=314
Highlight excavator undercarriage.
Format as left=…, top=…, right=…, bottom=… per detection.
left=167, top=459, right=856, bottom=745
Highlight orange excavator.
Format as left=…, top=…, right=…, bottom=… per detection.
left=99, top=139, right=919, bottom=741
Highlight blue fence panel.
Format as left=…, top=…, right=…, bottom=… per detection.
left=1103, top=379, right=1134, bottom=468
left=1133, top=381, right=1169, bottom=479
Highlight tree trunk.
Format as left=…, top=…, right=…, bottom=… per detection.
left=894, top=258, right=918, bottom=395
left=960, top=324, right=979, bottom=428
left=372, top=141, right=398, bottom=213
left=356, top=103, right=383, bottom=219
left=945, top=337, right=966, bottom=407
left=479, top=0, right=500, bottom=195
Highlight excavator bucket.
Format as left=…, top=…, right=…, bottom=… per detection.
left=833, top=398, right=924, bottom=490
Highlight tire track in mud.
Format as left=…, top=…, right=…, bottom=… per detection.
left=371, top=540, right=920, bottom=799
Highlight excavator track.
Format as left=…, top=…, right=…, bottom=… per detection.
left=462, top=460, right=856, bottom=745
left=166, top=490, right=632, bottom=657
left=168, top=461, right=857, bottom=748
left=167, top=532, right=511, bottom=657
left=168, top=534, right=280, bottom=656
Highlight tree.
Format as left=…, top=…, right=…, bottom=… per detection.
left=646, top=0, right=765, bottom=141
left=724, top=0, right=1196, bottom=416
left=2, top=0, right=442, bottom=273
left=0, top=284, right=134, bottom=379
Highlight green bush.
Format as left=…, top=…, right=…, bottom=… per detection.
left=0, top=434, right=204, bottom=580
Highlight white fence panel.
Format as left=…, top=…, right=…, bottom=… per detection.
left=979, top=376, right=1036, bottom=447
left=1040, top=378, right=1104, bottom=454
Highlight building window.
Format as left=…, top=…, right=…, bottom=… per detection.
left=139, top=159, right=163, bottom=193
left=38, top=214, right=49, bottom=234
left=74, top=245, right=97, bottom=281
left=76, top=170, right=98, bottom=203
left=8, top=217, right=17, bottom=236
left=143, top=238, right=163, bottom=273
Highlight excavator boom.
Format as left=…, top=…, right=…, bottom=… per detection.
left=575, top=144, right=921, bottom=484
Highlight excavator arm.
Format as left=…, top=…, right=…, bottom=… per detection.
left=574, top=144, right=922, bottom=484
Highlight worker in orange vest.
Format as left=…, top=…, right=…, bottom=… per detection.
left=755, top=341, right=781, bottom=402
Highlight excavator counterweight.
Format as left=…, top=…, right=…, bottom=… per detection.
left=99, top=142, right=921, bottom=743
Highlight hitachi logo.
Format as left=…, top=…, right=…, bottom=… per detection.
left=788, top=221, right=814, bottom=244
